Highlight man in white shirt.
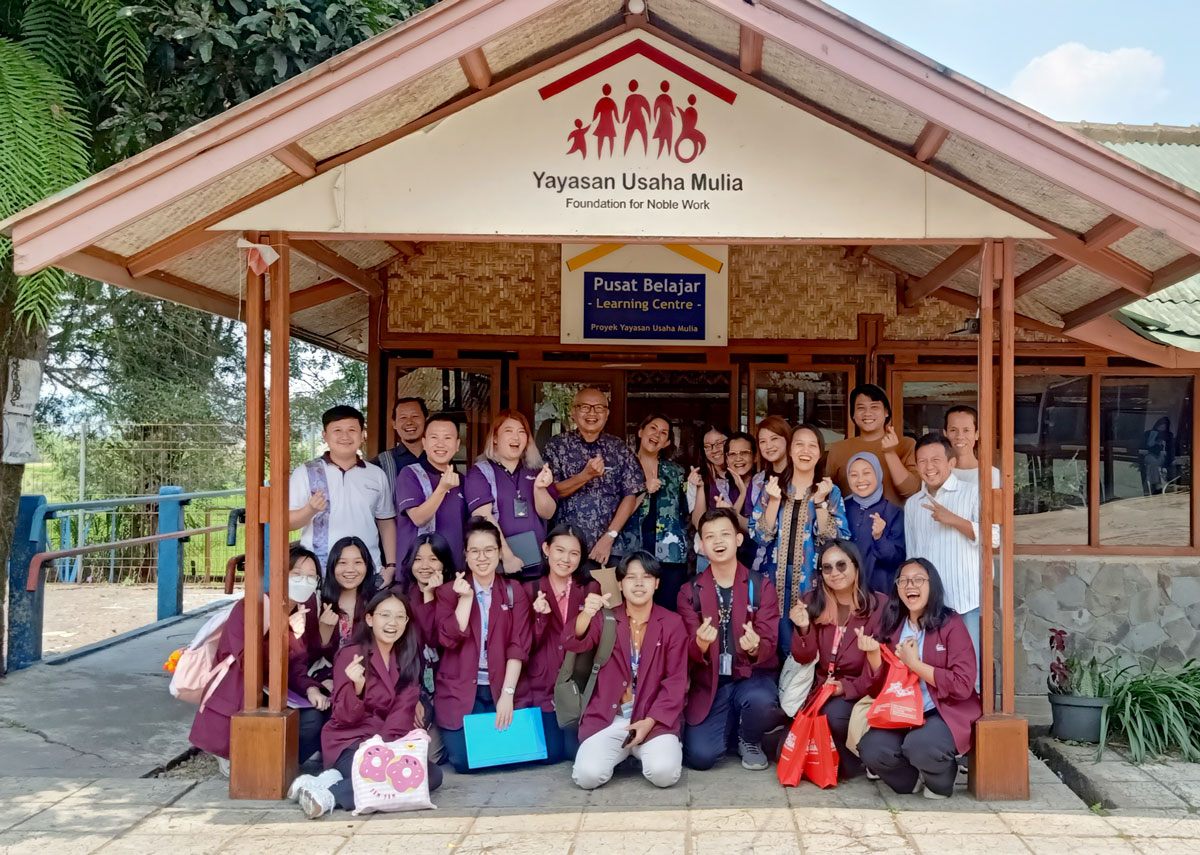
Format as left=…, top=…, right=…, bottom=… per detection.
left=288, top=406, right=397, bottom=581
left=904, top=433, right=998, bottom=685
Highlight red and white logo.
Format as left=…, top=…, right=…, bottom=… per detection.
left=539, top=39, right=737, bottom=164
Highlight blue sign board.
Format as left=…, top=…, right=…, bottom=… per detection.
left=583, top=272, right=706, bottom=340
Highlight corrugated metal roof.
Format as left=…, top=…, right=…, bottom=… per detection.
left=1099, top=141, right=1200, bottom=192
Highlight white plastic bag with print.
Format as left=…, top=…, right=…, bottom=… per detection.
left=350, top=730, right=436, bottom=814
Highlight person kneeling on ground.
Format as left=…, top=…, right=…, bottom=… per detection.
left=570, top=550, right=688, bottom=789
left=857, top=558, right=980, bottom=800
left=678, top=508, right=782, bottom=771
left=293, top=588, right=442, bottom=818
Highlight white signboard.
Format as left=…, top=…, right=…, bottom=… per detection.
left=560, top=243, right=728, bottom=346
left=220, top=31, right=1048, bottom=240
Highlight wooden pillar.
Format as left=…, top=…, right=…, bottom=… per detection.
left=242, top=232, right=265, bottom=711
left=230, top=230, right=298, bottom=800
left=366, top=274, right=384, bottom=458
left=970, top=238, right=1029, bottom=801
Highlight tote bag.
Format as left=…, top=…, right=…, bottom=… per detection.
left=776, top=682, right=836, bottom=787
left=350, top=730, right=436, bottom=814
left=866, top=646, right=925, bottom=729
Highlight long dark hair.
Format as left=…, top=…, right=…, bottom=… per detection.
left=881, top=557, right=953, bottom=637
left=696, top=422, right=730, bottom=495
left=349, top=587, right=422, bottom=691
left=539, top=523, right=592, bottom=586
left=401, top=532, right=456, bottom=588
left=321, top=536, right=380, bottom=611
left=808, top=539, right=875, bottom=625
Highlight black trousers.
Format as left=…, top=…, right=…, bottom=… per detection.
left=653, top=562, right=688, bottom=611
left=857, top=710, right=957, bottom=797
left=820, top=695, right=866, bottom=780
left=329, top=742, right=444, bottom=811
left=298, top=707, right=330, bottom=766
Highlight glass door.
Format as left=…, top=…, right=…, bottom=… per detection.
left=386, top=359, right=501, bottom=464
left=515, top=367, right=625, bottom=449
left=748, top=364, right=855, bottom=446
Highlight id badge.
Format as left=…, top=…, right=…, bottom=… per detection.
left=513, top=496, right=530, bottom=518
left=719, top=652, right=733, bottom=677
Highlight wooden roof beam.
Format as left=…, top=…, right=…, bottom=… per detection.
left=903, top=245, right=977, bottom=306
left=291, top=240, right=382, bottom=297
left=1084, top=214, right=1137, bottom=248
left=739, top=26, right=763, bottom=75
left=1152, top=253, right=1200, bottom=290
left=459, top=48, right=492, bottom=91
left=265, top=277, right=358, bottom=316
left=386, top=240, right=421, bottom=257
left=69, top=248, right=243, bottom=319
left=128, top=228, right=226, bottom=278
left=1036, top=237, right=1151, bottom=296
left=1013, top=255, right=1073, bottom=298
left=912, top=121, right=949, bottom=162
left=273, top=143, right=317, bottom=178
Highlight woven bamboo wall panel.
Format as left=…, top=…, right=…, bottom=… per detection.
left=386, top=242, right=1064, bottom=342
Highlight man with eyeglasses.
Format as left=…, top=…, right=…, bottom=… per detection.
left=544, top=387, right=645, bottom=567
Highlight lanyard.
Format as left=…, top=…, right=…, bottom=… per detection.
left=476, top=589, right=489, bottom=648
left=827, top=622, right=849, bottom=679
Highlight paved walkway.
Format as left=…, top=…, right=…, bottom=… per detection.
left=2, top=762, right=1199, bottom=855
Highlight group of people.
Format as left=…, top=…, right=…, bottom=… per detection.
left=189, top=383, right=992, bottom=817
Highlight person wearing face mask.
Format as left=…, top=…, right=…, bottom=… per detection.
left=827, top=384, right=920, bottom=507
left=620, top=414, right=689, bottom=609
left=285, top=545, right=336, bottom=749
left=371, top=397, right=429, bottom=504
left=526, top=524, right=598, bottom=763
left=844, top=452, right=905, bottom=594
left=544, top=387, right=645, bottom=568
left=395, top=413, right=469, bottom=573
left=569, top=550, right=688, bottom=790
left=789, top=540, right=886, bottom=780
left=858, top=558, right=981, bottom=800
left=190, top=544, right=330, bottom=774
left=292, top=589, right=443, bottom=819
left=402, top=532, right=456, bottom=765
left=435, top=518, right=533, bottom=774
left=750, top=424, right=851, bottom=645
left=467, top=410, right=557, bottom=580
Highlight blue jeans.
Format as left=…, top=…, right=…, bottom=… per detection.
left=683, top=672, right=782, bottom=770
left=960, top=607, right=982, bottom=692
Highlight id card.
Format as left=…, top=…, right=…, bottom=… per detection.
left=513, top=496, right=530, bottom=518
left=719, top=652, right=733, bottom=677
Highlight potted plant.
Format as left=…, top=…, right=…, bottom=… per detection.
left=1047, top=629, right=1118, bottom=743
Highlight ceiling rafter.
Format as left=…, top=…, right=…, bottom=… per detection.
left=903, top=245, right=977, bottom=306
left=911, top=121, right=949, bottom=163
left=738, top=26, right=763, bottom=75
left=273, top=143, right=317, bottom=178
left=459, top=48, right=492, bottom=90
left=265, top=277, right=359, bottom=315
left=1063, top=252, right=1200, bottom=330
left=290, top=239, right=382, bottom=297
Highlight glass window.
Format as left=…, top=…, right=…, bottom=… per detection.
left=625, top=369, right=732, bottom=465
left=528, top=379, right=615, bottom=449
left=1014, top=375, right=1088, bottom=545
left=1099, top=376, right=1192, bottom=546
left=752, top=369, right=849, bottom=445
left=393, top=365, right=494, bottom=463
left=900, top=379, right=977, bottom=442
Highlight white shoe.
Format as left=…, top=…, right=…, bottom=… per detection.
left=923, top=785, right=950, bottom=800
left=288, top=769, right=342, bottom=801
left=298, top=785, right=335, bottom=819
left=216, top=756, right=230, bottom=778
left=911, top=774, right=924, bottom=794
left=866, top=770, right=880, bottom=781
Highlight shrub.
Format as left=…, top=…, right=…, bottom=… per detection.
left=1100, top=659, right=1200, bottom=763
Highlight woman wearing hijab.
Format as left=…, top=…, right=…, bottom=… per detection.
left=843, top=452, right=905, bottom=595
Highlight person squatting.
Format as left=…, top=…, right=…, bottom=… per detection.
left=190, top=387, right=983, bottom=817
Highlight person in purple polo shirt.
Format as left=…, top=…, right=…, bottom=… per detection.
left=543, top=387, right=644, bottom=567
left=395, top=413, right=468, bottom=574
left=466, top=409, right=557, bottom=580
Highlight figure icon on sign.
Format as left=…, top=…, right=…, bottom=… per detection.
left=652, top=80, right=675, bottom=158
left=566, top=119, right=590, bottom=158
left=592, top=83, right=619, bottom=158
left=622, top=79, right=651, bottom=155
left=675, top=94, right=706, bottom=163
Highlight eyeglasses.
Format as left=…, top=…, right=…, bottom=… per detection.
left=574, top=404, right=608, bottom=414
left=466, top=547, right=499, bottom=559
left=726, top=450, right=752, bottom=459
left=288, top=573, right=314, bottom=582
left=896, top=576, right=929, bottom=589
left=375, top=611, right=408, bottom=622
left=703, top=442, right=726, bottom=451
left=820, top=559, right=852, bottom=575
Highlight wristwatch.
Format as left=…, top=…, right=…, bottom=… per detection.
left=503, top=686, right=516, bottom=695
left=606, top=529, right=618, bottom=539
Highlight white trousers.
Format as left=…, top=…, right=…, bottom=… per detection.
left=572, top=713, right=683, bottom=790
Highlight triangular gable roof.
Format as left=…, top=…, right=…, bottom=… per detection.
left=4, top=0, right=1200, bottom=357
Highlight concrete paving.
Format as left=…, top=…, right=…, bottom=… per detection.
left=1035, top=737, right=1200, bottom=813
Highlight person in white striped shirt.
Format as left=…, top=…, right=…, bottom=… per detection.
left=904, top=433, right=998, bottom=687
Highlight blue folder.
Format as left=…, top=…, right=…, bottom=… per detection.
left=463, top=706, right=548, bottom=768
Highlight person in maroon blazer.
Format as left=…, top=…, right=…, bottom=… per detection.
left=790, top=539, right=887, bottom=780
left=311, top=536, right=381, bottom=685
left=292, top=587, right=442, bottom=818
left=569, top=550, right=688, bottom=790
left=189, top=544, right=328, bottom=772
left=677, top=508, right=782, bottom=772
left=434, top=518, right=533, bottom=773
left=401, top=531, right=456, bottom=765
left=857, top=557, right=981, bottom=799
left=526, top=523, right=599, bottom=764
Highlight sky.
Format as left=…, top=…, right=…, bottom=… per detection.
left=827, top=1, right=1200, bottom=126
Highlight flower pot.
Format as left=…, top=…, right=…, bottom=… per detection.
left=1048, top=693, right=1110, bottom=743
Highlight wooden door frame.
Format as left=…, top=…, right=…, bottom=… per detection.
left=384, top=358, right=503, bottom=456
left=747, top=362, right=857, bottom=438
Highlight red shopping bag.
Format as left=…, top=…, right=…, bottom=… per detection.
left=866, top=645, right=925, bottom=729
left=776, top=682, right=836, bottom=787
left=802, top=712, right=839, bottom=788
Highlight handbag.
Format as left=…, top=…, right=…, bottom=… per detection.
left=845, top=695, right=874, bottom=757
left=553, top=608, right=617, bottom=728
left=776, top=682, right=836, bottom=787
left=778, top=654, right=816, bottom=718
left=350, top=730, right=436, bottom=814
left=803, top=708, right=840, bottom=788
left=866, top=645, right=925, bottom=729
